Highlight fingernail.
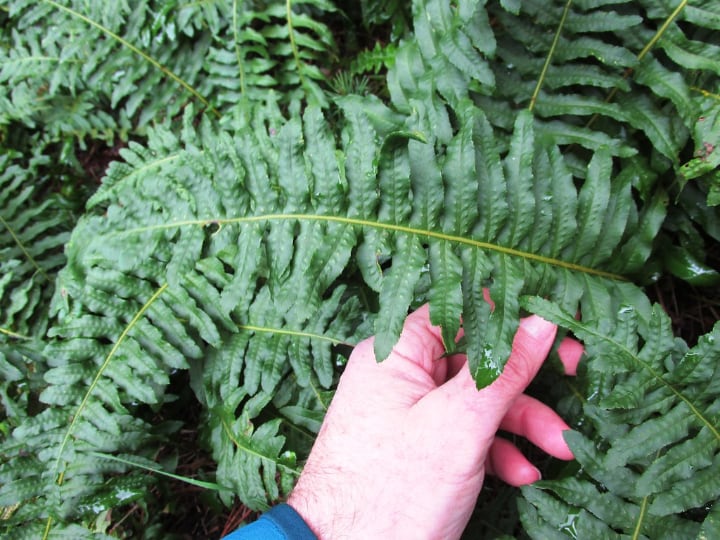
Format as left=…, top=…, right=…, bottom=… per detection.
left=532, top=466, right=542, bottom=482
left=521, top=315, right=556, bottom=340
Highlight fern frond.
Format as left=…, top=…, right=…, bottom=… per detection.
left=1, top=0, right=212, bottom=143
left=1, top=0, right=338, bottom=150
left=210, top=396, right=299, bottom=509
left=205, top=0, right=338, bottom=108
left=678, top=101, right=720, bottom=206
left=0, top=151, right=70, bottom=339
left=521, top=296, right=720, bottom=537
left=455, top=0, right=720, bottom=171
left=350, top=41, right=398, bottom=76
left=24, top=91, right=667, bottom=529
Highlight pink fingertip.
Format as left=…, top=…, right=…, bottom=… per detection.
left=511, top=464, right=542, bottom=487
left=519, top=315, right=556, bottom=341
left=482, top=288, right=495, bottom=311
left=557, top=338, right=584, bottom=376
left=489, top=439, right=544, bottom=486
left=553, top=430, right=575, bottom=461
left=530, top=466, right=542, bottom=483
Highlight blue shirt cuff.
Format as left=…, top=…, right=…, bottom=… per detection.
left=222, top=503, right=318, bottom=540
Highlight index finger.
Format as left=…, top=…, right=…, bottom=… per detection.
left=430, top=315, right=558, bottom=421
left=345, top=304, right=451, bottom=386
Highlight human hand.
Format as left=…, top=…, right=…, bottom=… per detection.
left=288, top=305, right=577, bottom=540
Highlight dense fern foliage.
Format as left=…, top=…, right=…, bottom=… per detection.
left=1, top=0, right=719, bottom=537
left=0, top=150, right=70, bottom=473
left=0, top=151, right=70, bottom=338
left=0, top=0, right=337, bottom=146
left=522, top=297, right=720, bottom=538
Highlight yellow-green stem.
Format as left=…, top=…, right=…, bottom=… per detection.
left=42, top=0, right=220, bottom=117
left=529, top=0, right=573, bottom=112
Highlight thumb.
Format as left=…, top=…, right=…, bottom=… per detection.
left=487, top=315, right=558, bottom=397
left=434, top=316, right=557, bottom=432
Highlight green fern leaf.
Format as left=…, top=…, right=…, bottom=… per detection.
left=522, top=484, right=621, bottom=539
left=350, top=42, right=399, bottom=76
left=428, top=240, right=463, bottom=351
left=460, top=248, right=495, bottom=385
left=499, top=110, right=536, bottom=247
left=636, top=426, right=717, bottom=497
left=699, top=502, right=720, bottom=540
left=210, top=399, right=298, bottom=510
left=659, top=24, right=720, bottom=75
left=374, top=234, right=426, bottom=361
left=0, top=152, right=70, bottom=338
left=441, top=102, right=479, bottom=234
left=650, top=455, right=720, bottom=516
left=522, top=297, right=720, bottom=535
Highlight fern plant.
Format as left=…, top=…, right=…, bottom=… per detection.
left=519, top=297, right=720, bottom=538
left=0, top=151, right=70, bottom=338
left=0, top=149, right=70, bottom=405
left=0, top=149, right=73, bottom=532
left=0, top=100, right=678, bottom=535
left=1, top=0, right=719, bottom=538
left=0, top=0, right=338, bottom=149
left=205, top=0, right=338, bottom=108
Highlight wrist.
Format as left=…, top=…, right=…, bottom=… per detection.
left=288, top=476, right=355, bottom=540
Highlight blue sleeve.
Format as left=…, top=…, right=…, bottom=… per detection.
left=221, top=503, right=318, bottom=540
